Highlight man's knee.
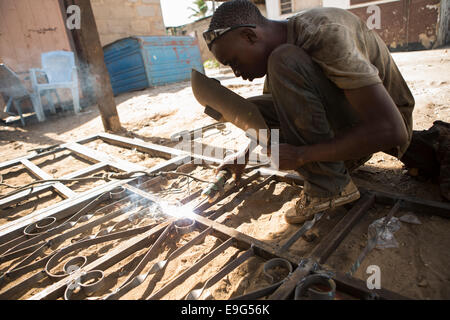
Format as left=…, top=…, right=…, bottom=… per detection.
left=268, top=44, right=313, bottom=74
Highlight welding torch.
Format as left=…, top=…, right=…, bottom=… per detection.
left=200, top=169, right=233, bottom=203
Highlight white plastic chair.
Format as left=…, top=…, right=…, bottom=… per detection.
left=30, top=51, right=80, bottom=122
left=0, top=63, right=38, bottom=126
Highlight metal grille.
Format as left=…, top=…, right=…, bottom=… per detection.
left=0, top=132, right=449, bottom=300
left=280, top=0, right=292, bottom=14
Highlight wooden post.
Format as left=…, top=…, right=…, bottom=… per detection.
left=62, top=0, right=122, bottom=132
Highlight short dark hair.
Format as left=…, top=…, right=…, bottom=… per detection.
left=207, top=0, right=266, bottom=31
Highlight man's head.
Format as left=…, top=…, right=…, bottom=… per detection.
left=204, top=0, right=275, bottom=81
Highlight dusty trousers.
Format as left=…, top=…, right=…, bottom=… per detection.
left=248, top=44, right=370, bottom=197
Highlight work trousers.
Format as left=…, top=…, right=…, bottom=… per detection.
left=248, top=44, right=370, bottom=197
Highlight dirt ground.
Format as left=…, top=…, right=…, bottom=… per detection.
left=0, top=47, right=449, bottom=300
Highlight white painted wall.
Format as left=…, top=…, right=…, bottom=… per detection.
left=322, top=0, right=349, bottom=8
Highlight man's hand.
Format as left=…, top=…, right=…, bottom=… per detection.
left=275, top=144, right=308, bottom=170
left=215, top=146, right=250, bottom=183
left=215, top=160, right=247, bottom=183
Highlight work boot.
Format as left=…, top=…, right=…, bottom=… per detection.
left=285, top=179, right=360, bottom=224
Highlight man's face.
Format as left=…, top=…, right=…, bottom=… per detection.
left=211, top=28, right=268, bottom=81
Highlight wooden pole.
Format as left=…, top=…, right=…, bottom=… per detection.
left=62, top=0, right=122, bottom=132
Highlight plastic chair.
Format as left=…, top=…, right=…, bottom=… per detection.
left=30, top=51, right=80, bottom=122
left=0, top=63, right=39, bottom=126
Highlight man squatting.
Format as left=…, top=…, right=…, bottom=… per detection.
left=203, top=0, right=414, bottom=224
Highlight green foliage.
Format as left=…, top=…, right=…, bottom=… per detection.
left=204, top=59, right=220, bottom=69
left=188, top=0, right=208, bottom=19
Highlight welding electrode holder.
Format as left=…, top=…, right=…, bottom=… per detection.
left=201, top=169, right=232, bottom=202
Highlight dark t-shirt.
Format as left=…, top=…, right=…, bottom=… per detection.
left=265, top=7, right=415, bottom=157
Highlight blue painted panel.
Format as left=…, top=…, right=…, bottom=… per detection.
left=103, top=36, right=204, bottom=95
left=103, top=38, right=149, bottom=95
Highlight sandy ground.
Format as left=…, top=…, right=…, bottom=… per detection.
left=0, top=48, right=449, bottom=300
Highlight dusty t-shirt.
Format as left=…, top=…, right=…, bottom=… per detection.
left=267, top=7, right=415, bottom=158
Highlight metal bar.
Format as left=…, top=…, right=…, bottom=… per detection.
left=29, top=221, right=171, bottom=300
left=361, top=188, right=450, bottom=219
left=332, top=271, right=409, bottom=300
left=20, top=159, right=76, bottom=199
left=0, top=271, right=46, bottom=300
left=0, top=134, right=99, bottom=171
left=0, top=180, right=125, bottom=241
left=98, top=132, right=182, bottom=159
left=0, top=155, right=188, bottom=242
left=0, top=162, right=107, bottom=209
left=98, top=132, right=224, bottom=164
left=147, top=238, right=235, bottom=300
left=268, top=259, right=317, bottom=300
left=186, top=246, right=255, bottom=300
left=65, top=142, right=145, bottom=172
left=1, top=192, right=134, bottom=259
left=280, top=210, right=326, bottom=253
left=268, top=194, right=375, bottom=300
left=0, top=184, right=54, bottom=209
left=310, top=194, right=376, bottom=264
left=259, top=167, right=304, bottom=185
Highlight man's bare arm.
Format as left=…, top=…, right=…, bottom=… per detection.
left=277, top=83, right=409, bottom=169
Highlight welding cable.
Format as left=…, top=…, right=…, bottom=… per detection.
left=0, top=171, right=215, bottom=201
left=107, top=171, right=214, bottom=184
left=0, top=177, right=109, bottom=201
left=0, top=162, right=271, bottom=201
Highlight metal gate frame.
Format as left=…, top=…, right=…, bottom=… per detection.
left=0, top=132, right=449, bottom=300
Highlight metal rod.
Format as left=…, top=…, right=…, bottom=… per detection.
left=280, top=210, right=325, bottom=252
left=147, top=238, right=235, bottom=300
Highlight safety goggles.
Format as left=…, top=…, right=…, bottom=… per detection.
left=203, top=24, right=256, bottom=49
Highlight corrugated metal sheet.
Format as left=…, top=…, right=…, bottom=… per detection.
left=349, top=0, right=443, bottom=51
left=103, top=36, right=204, bottom=96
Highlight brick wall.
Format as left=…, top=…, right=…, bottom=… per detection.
left=91, top=0, right=166, bottom=46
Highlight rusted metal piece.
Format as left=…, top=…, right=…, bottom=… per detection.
left=332, top=271, right=409, bottom=300
left=349, top=0, right=443, bottom=51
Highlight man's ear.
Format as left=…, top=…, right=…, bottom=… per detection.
left=240, top=28, right=258, bottom=44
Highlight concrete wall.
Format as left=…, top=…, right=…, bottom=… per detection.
left=0, top=0, right=72, bottom=73
left=91, top=0, right=166, bottom=46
